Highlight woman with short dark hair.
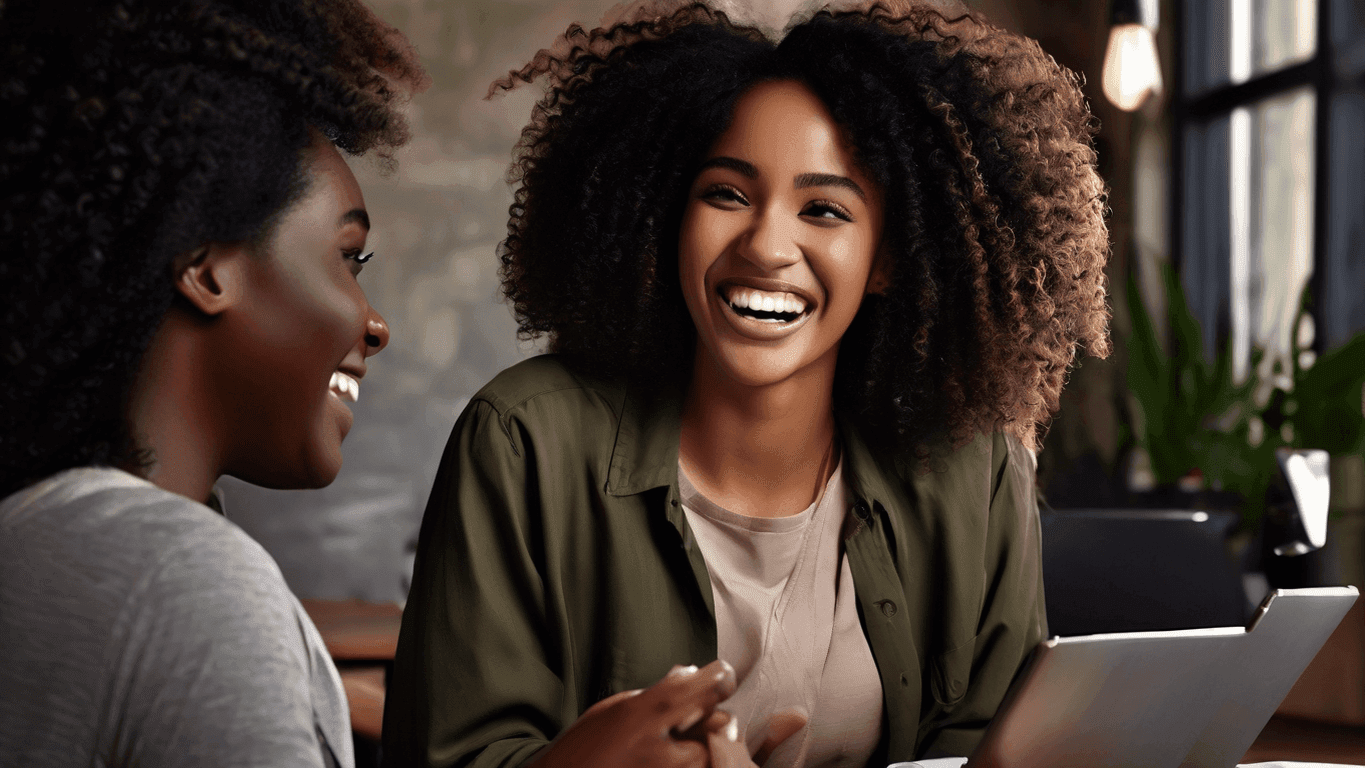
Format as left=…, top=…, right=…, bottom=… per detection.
left=386, top=3, right=1109, bottom=766
left=0, top=1, right=426, bottom=765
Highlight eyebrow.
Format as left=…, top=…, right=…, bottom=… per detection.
left=699, top=157, right=866, bottom=201
left=699, top=156, right=757, bottom=178
left=340, top=208, right=370, bottom=230
left=794, top=172, right=865, bottom=201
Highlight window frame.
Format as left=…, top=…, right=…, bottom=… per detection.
left=1170, top=0, right=1332, bottom=357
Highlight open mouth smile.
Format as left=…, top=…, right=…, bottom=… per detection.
left=720, top=285, right=810, bottom=324
left=329, top=371, right=360, bottom=403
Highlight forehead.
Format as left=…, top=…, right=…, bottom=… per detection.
left=709, top=79, right=855, bottom=173
left=258, top=137, right=365, bottom=254
left=300, top=139, right=364, bottom=212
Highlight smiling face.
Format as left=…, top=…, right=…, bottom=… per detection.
left=678, top=79, right=885, bottom=393
left=215, top=136, right=389, bottom=489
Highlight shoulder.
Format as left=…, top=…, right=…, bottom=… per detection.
left=463, top=354, right=630, bottom=452
left=850, top=427, right=1035, bottom=539
left=2, top=467, right=274, bottom=575
left=472, top=354, right=626, bottom=413
left=0, top=469, right=327, bottom=763
left=0, top=467, right=297, bottom=638
left=912, top=430, right=1035, bottom=497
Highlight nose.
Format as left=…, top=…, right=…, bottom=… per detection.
left=738, top=207, right=801, bottom=270
left=363, top=305, right=390, bottom=356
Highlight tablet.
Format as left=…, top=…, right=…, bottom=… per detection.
left=963, top=587, right=1358, bottom=768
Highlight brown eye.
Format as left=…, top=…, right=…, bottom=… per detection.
left=702, top=184, right=749, bottom=206
left=801, top=201, right=853, bottom=223
left=342, top=249, right=374, bottom=275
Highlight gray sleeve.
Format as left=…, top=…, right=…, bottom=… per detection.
left=99, top=525, right=332, bottom=768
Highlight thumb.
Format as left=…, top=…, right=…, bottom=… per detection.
left=753, top=707, right=807, bottom=765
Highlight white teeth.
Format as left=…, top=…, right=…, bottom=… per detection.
left=725, top=287, right=809, bottom=317
left=329, top=371, right=359, bottom=403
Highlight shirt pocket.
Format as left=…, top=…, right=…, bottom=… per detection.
left=930, top=632, right=977, bottom=710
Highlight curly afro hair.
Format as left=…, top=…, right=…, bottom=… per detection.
left=0, top=0, right=427, bottom=498
left=494, top=1, right=1110, bottom=455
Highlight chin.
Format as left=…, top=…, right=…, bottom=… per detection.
left=706, top=345, right=811, bottom=389
left=296, top=447, right=345, bottom=489
left=232, top=446, right=344, bottom=491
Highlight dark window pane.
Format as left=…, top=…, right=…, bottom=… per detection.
left=1332, top=0, right=1365, bottom=79
left=1326, top=89, right=1365, bottom=347
left=1182, top=116, right=1233, bottom=359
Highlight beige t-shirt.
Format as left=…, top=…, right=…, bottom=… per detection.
left=679, top=461, right=883, bottom=768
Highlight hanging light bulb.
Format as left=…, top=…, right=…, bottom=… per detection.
left=1102, top=0, right=1163, bottom=112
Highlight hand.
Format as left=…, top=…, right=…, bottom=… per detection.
left=707, top=707, right=807, bottom=768
left=528, top=659, right=738, bottom=768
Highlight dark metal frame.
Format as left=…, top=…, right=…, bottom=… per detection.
left=1169, top=0, right=1333, bottom=354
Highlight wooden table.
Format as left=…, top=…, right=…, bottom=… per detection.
left=1244, top=599, right=1365, bottom=763
left=300, top=599, right=402, bottom=742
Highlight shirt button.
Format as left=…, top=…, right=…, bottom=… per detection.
left=876, top=599, right=897, bottom=617
left=853, top=501, right=871, bottom=522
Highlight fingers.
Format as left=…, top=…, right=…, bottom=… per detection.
left=753, top=707, right=807, bottom=766
left=699, top=708, right=733, bottom=736
left=673, top=706, right=733, bottom=744
left=643, top=659, right=737, bottom=734
left=706, top=720, right=752, bottom=768
left=660, top=734, right=711, bottom=768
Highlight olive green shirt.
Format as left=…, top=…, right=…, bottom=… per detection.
left=384, top=355, right=1046, bottom=767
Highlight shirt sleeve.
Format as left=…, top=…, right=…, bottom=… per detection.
left=103, top=524, right=332, bottom=768
left=918, top=433, right=1048, bottom=758
left=383, top=399, right=558, bottom=768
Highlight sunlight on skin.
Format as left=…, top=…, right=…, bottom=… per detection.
left=678, top=79, right=887, bottom=520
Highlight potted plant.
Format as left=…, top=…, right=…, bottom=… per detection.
left=1125, top=265, right=1365, bottom=533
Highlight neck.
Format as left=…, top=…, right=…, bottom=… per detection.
left=124, top=311, right=224, bottom=504
left=679, top=352, right=839, bottom=518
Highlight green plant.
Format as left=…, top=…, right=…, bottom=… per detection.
left=1127, top=265, right=1365, bottom=529
left=1127, top=265, right=1277, bottom=526
left=1276, top=302, right=1365, bottom=457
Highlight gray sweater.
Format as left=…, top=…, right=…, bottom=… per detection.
left=0, top=467, right=352, bottom=768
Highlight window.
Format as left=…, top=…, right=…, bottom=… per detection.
left=1175, top=0, right=1365, bottom=387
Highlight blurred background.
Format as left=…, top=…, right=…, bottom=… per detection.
left=215, top=0, right=1365, bottom=759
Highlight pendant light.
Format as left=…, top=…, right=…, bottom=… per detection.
left=1102, top=0, right=1163, bottom=111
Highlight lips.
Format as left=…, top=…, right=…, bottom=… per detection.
left=329, top=371, right=360, bottom=402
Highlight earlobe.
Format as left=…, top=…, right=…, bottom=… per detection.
left=175, top=242, right=246, bottom=316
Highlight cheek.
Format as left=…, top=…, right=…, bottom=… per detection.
left=677, top=206, right=704, bottom=284
left=294, top=271, right=367, bottom=347
left=819, top=238, right=879, bottom=313
left=678, top=204, right=729, bottom=284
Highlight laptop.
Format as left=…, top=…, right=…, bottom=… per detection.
left=895, top=587, right=1357, bottom=768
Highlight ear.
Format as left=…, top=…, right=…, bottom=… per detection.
left=174, top=242, right=248, bottom=316
left=865, top=245, right=893, bottom=296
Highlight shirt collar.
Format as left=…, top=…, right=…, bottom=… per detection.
left=605, top=378, right=906, bottom=518
left=605, top=377, right=685, bottom=497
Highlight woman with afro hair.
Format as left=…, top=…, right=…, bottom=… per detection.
left=387, top=2, right=1109, bottom=767
left=0, top=0, right=426, bottom=765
